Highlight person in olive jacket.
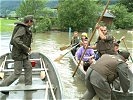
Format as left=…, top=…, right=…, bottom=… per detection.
left=89, top=25, right=116, bottom=58
left=0, top=15, right=34, bottom=95
left=80, top=50, right=131, bottom=100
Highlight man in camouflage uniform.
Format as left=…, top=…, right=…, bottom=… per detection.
left=0, top=15, right=34, bottom=95
left=81, top=50, right=131, bottom=100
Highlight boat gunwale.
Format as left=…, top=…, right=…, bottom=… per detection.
left=0, top=52, right=63, bottom=100
left=70, top=51, right=133, bottom=99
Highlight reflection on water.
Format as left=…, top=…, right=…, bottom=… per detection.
left=0, top=30, right=133, bottom=99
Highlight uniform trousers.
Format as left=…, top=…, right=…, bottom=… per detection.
left=0, top=59, right=32, bottom=86
left=81, top=67, right=111, bottom=100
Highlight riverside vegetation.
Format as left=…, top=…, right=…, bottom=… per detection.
left=0, top=18, right=18, bottom=32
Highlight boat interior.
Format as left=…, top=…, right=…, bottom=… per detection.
left=0, top=53, right=59, bottom=100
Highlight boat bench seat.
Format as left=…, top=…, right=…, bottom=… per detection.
left=3, top=68, right=45, bottom=72
left=6, top=59, right=41, bottom=68
left=3, top=58, right=48, bottom=72
left=0, top=84, right=52, bottom=91
left=6, top=59, right=41, bottom=63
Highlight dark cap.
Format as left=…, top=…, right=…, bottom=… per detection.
left=119, top=50, right=130, bottom=59
left=114, top=42, right=119, bottom=46
left=24, top=15, right=34, bottom=22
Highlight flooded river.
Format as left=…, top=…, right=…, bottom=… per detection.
left=0, top=30, right=133, bottom=99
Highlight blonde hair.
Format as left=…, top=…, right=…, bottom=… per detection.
left=81, top=32, right=88, bottom=37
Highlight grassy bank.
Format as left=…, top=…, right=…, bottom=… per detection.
left=0, top=18, right=18, bottom=32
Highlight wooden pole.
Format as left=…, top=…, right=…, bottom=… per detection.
left=72, top=0, right=111, bottom=77
left=0, top=56, right=7, bottom=79
left=60, top=44, right=70, bottom=51
left=54, top=43, right=79, bottom=62
left=122, top=39, right=133, bottom=62
left=40, top=58, right=46, bottom=80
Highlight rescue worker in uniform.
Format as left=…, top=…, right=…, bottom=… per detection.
left=80, top=50, right=130, bottom=100
left=0, top=15, right=34, bottom=95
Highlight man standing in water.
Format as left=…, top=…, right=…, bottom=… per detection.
left=0, top=15, right=34, bottom=95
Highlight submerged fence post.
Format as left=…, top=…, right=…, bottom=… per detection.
left=69, top=27, right=72, bottom=39
left=88, top=27, right=92, bottom=37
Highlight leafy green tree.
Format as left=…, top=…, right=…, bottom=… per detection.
left=16, top=0, right=52, bottom=32
left=111, top=4, right=133, bottom=29
left=58, top=0, right=101, bottom=31
left=118, top=0, right=133, bottom=12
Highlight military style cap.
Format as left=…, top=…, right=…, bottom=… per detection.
left=24, top=15, right=34, bottom=22
left=114, top=42, right=119, bottom=46
left=119, top=50, right=130, bottom=59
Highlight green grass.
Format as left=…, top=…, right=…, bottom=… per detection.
left=0, top=18, right=18, bottom=32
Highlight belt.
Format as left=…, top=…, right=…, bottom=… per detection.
left=84, top=61, right=89, bottom=63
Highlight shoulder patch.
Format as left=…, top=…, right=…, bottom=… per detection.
left=117, top=59, right=122, bottom=62
left=109, top=55, right=115, bottom=58
left=112, top=56, right=115, bottom=59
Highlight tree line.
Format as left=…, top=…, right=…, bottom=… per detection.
left=16, top=0, right=133, bottom=33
